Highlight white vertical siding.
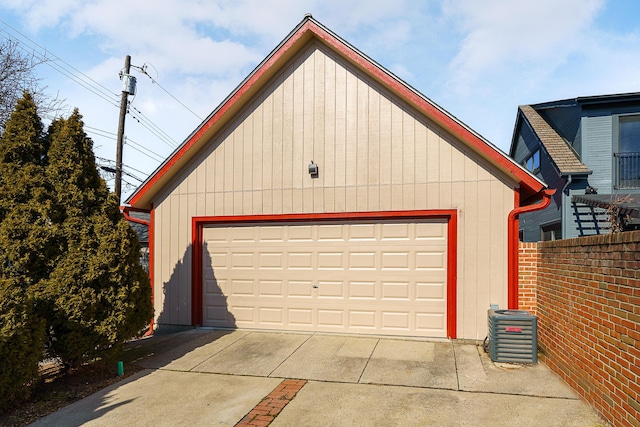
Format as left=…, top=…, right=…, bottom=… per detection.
left=152, top=41, right=516, bottom=339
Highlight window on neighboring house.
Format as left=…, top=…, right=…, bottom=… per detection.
left=615, top=115, right=640, bottom=189
left=523, top=148, right=541, bottom=173
left=541, top=222, right=561, bottom=241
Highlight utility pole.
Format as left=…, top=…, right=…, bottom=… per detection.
left=115, top=55, right=134, bottom=204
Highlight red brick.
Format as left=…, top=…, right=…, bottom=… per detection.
left=532, top=231, right=640, bottom=427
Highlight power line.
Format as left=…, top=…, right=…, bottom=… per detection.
left=85, top=126, right=165, bottom=163
left=96, top=155, right=150, bottom=179
left=0, top=20, right=187, bottom=182
left=128, top=105, right=179, bottom=149
left=125, top=138, right=166, bottom=163
left=95, top=156, right=146, bottom=182
left=0, top=22, right=177, bottom=146
left=0, top=19, right=120, bottom=106
left=136, top=63, right=204, bottom=121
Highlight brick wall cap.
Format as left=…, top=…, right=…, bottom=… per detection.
left=539, top=230, right=640, bottom=248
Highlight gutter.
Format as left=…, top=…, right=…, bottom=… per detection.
left=507, top=188, right=555, bottom=309
left=121, top=206, right=151, bottom=226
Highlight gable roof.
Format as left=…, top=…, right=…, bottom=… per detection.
left=517, top=105, right=590, bottom=176
left=126, top=15, right=545, bottom=210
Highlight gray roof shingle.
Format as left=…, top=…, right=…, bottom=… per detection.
left=519, top=105, right=590, bottom=175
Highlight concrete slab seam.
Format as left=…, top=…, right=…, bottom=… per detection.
left=266, top=332, right=314, bottom=377
left=451, top=340, right=461, bottom=390
left=356, top=338, right=380, bottom=384
left=235, top=379, right=307, bottom=427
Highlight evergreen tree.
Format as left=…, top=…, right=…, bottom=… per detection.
left=0, top=93, right=49, bottom=408
left=42, top=110, right=152, bottom=366
left=0, top=278, right=45, bottom=411
left=0, top=96, right=152, bottom=406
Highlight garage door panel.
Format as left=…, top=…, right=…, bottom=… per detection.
left=318, top=309, right=344, bottom=326
left=349, top=281, right=376, bottom=299
left=288, top=280, right=313, bottom=297
left=381, top=223, right=411, bottom=240
left=381, top=251, right=411, bottom=270
left=288, top=252, right=313, bottom=269
left=258, top=226, right=285, bottom=242
left=349, top=251, right=377, bottom=269
left=348, top=224, right=376, bottom=240
left=259, top=253, right=284, bottom=269
left=231, top=306, right=255, bottom=322
left=415, top=251, right=446, bottom=270
left=382, top=282, right=410, bottom=299
left=416, top=282, right=446, bottom=300
left=317, top=281, right=344, bottom=298
left=349, top=311, right=376, bottom=328
left=415, top=222, right=447, bottom=239
left=258, top=307, right=283, bottom=324
left=288, top=225, right=313, bottom=241
left=288, top=309, right=313, bottom=325
left=232, top=227, right=255, bottom=242
left=381, top=311, right=410, bottom=329
left=416, top=313, right=446, bottom=331
left=258, top=280, right=283, bottom=296
left=317, top=252, right=344, bottom=269
left=208, top=252, right=227, bottom=270
left=205, top=306, right=233, bottom=324
left=203, top=220, right=448, bottom=337
left=230, top=280, right=254, bottom=296
left=231, top=252, right=254, bottom=269
left=316, top=224, right=344, bottom=241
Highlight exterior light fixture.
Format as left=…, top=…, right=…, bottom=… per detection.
left=308, top=160, right=319, bottom=178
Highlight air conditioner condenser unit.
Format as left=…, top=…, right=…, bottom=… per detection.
left=487, top=309, right=538, bottom=364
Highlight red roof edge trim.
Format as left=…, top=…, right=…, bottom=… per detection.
left=306, top=20, right=544, bottom=195
left=128, top=19, right=317, bottom=207
left=129, top=16, right=544, bottom=207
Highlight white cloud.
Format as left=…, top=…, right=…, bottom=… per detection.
left=3, top=0, right=640, bottom=190
left=441, top=0, right=605, bottom=96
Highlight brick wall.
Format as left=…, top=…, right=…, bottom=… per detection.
left=519, top=232, right=640, bottom=427
left=518, top=241, right=539, bottom=314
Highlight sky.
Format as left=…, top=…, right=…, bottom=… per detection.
left=1, top=0, right=639, bottom=200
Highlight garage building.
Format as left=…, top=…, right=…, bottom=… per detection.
left=125, top=16, right=549, bottom=340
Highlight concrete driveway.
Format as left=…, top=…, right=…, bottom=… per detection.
left=30, top=329, right=604, bottom=427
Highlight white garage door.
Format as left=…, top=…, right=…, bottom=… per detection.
left=203, top=220, right=448, bottom=337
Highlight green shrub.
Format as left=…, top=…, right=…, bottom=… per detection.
left=41, top=112, right=153, bottom=366
left=0, top=279, right=45, bottom=412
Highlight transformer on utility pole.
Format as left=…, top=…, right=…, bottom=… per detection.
left=115, top=55, right=136, bottom=203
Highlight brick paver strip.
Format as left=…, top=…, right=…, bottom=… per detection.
left=235, top=379, right=307, bottom=427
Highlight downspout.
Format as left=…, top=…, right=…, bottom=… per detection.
left=560, top=175, right=572, bottom=240
left=507, top=188, right=555, bottom=309
left=121, top=206, right=154, bottom=336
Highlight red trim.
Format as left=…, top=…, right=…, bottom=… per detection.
left=129, top=21, right=315, bottom=208
left=120, top=206, right=151, bottom=214
left=191, top=216, right=202, bottom=326
left=122, top=211, right=150, bottom=226
left=147, top=206, right=155, bottom=335
left=129, top=18, right=544, bottom=209
left=446, top=212, right=457, bottom=339
left=191, top=210, right=458, bottom=339
left=307, top=23, right=544, bottom=196
left=507, top=189, right=555, bottom=309
left=121, top=206, right=151, bottom=226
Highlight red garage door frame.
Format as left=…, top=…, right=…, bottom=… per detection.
left=191, top=210, right=458, bottom=338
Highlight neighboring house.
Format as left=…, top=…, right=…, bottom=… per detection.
left=124, top=15, right=548, bottom=340
left=510, top=93, right=640, bottom=242
left=124, top=210, right=150, bottom=272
